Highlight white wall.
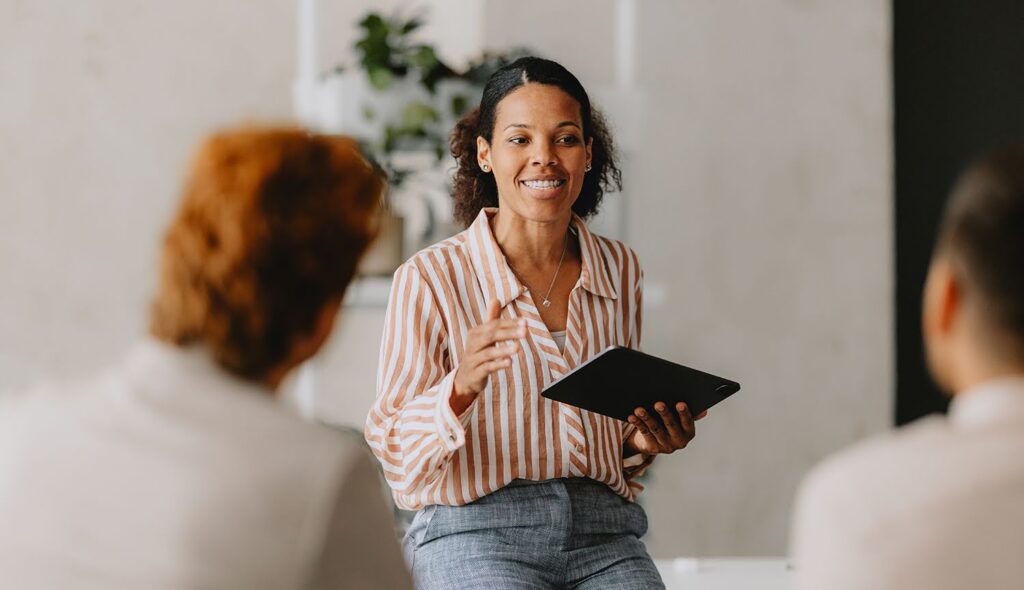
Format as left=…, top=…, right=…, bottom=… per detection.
left=0, top=0, right=479, bottom=390
left=1, top=0, right=891, bottom=558
left=0, top=1, right=294, bottom=387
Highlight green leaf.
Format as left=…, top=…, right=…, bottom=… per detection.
left=451, top=94, right=469, bottom=116
left=400, top=17, right=423, bottom=35
left=409, top=45, right=439, bottom=70
left=354, top=12, right=393, bottom=71
left=358, top=14, right=385, bottom=33
left=383, top=126, right=399, bottom=154
left=368, top=66, right=394, bottom=90
left=400, top=101, right=439, bottom=130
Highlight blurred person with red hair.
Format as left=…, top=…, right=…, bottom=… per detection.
left=0, top=127, right=411, bottom=589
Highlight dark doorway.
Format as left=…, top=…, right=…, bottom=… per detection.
left=894, top=1, right=1024, bottom=424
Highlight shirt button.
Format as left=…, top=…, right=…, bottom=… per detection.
left=575, top=444, right=584, bottom=453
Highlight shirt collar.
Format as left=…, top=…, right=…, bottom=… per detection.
left=121, top=337, right=274, bottom=401
left=949, top=376, right=1024, bottom=429
left=465, top=208, right=618, bottom=309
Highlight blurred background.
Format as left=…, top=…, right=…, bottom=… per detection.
left=2, top=0, right=1022, bottom=561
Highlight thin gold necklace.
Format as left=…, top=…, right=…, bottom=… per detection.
left=509, top=230, right=569, bottom=309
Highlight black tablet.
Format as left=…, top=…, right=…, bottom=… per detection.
left=540, top=346, right=740, bottom=422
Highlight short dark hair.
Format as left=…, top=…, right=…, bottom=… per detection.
left=937, top=145, right=1024, bottom=351
left=150, top=127, right=384, bottom=381
left=449, top=56, right=622, bottom=227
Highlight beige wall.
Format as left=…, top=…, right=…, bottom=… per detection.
left=0, top=0, right=476, bottom=389
left=1, top=1, right=293, bottom=386
left=1, top=0, right=891, bottom=558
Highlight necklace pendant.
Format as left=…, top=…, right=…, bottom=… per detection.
left=542, top=299, right=551, bottom=308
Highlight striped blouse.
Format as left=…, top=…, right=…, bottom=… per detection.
left=365, top=208, right=654, bottom=511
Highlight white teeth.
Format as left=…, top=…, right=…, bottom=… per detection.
left=523, top=179, right=565, bottom=189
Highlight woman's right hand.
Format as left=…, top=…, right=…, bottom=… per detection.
left=451, top=299, right=526, bottom=415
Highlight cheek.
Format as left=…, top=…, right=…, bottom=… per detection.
left=570, top=149, right=591, bottom=177
left=491, top=151, right=523, bottom=182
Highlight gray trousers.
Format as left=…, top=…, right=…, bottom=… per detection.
left=404, top=478, right=665, bottom=590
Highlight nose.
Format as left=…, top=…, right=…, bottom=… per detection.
left=530, top=142, right=558, bottom=167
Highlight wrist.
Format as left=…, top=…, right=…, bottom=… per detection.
left=622, top=431, right=641, bottom=458
left=449, top=383, right=477, bottom=416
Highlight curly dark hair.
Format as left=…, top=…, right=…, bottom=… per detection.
left=150, top=126, right=384, bottom=381
left=449, top=56, right=622, bottom=227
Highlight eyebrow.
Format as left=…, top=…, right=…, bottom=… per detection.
left=503, top=121, right=582, bottom=131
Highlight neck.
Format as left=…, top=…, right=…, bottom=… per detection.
left=491, top=208, right=572, bottom=267
left=262, top=365, right=289, bottom=392
left=949, top=344, right=1024, bottom=395
left=954, top=365, right=1024, bottom=395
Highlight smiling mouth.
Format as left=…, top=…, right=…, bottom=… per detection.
left=521, top=179, right=567, bottom=190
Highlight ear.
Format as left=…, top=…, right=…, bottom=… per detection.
left=586, top=137, right=594, bottom=169
left=476, top=136, right=492, bottom=172
left=937, top=264, right=960, bottom=333
left=923, top=258, right=961, bottom=338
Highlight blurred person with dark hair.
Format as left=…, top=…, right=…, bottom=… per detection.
left=0, top=127, right=411, bottom=589
left=791, top=146, right=1024, bottom=589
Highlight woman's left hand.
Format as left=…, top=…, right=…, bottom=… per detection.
left=625, top=402, right=708, bottom=456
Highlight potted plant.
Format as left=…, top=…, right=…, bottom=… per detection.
left=313, top=9, right=533, bottom=275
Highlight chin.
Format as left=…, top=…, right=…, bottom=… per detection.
left=512, top=185, right=578, bottom=219
left=518, top=199, right=575, bottom=223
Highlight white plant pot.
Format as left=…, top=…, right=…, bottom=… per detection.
left=313, top=71, right=431, bottom=137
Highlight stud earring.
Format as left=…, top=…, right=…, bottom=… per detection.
left=481, top=164, right=490, bottom=172
left=585, top=163, right=592, bottom=172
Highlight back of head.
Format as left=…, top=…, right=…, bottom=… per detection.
left=150, top=126, right=383, bottom=381
left=937, top=145, right=1024, bottom=360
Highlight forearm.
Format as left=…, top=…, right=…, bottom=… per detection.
left=365, top=371, right=469, bottom=494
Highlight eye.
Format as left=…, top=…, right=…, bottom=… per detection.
left=508, top=136, right=528, bottom=145
left=557, top=135, right=580, bottom=145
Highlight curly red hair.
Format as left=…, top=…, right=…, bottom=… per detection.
left=150, top=126, right=384, bottom=380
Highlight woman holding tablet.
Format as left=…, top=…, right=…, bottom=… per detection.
left=365, top=57, right=703, bottom=589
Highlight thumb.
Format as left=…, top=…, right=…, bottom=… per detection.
left=486, top=298, right=501, bottom=321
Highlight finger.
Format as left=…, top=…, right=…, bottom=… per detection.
left=675, top=402, right=696, bottom=441
left=468, top=321, right=524, bottom=353
left=695, top=410, right=709, bottom=421
left=485, top=318, right=524, bottom=331
left=635, top=407, right=673, bottom=452
left=628, top=415, right=658, bottom=450
left=481, top=326, right=529, bottom=346
left=654, top=401, right=689, bottom=448
left=476, top=320, right=526, bottom=343
left=479, top=358, right=513, bottom=375
left=486, top=298, right=501, bottom=322
left=477, top=342, right=519, bottom=362
left=628, top=415, right=651, bottom=437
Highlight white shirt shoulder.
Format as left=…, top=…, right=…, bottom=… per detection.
left=792, top=385, right=1024, bottom=590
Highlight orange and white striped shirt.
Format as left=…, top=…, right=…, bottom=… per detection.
left=365, top=208, right=653, bottom=511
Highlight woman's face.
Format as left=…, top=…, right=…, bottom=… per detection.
left=477, top=83, right=593, bottom=224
